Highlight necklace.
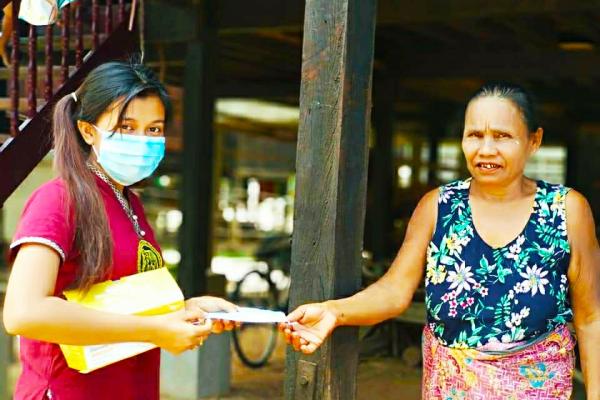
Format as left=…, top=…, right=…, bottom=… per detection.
left=87, top=163, right=146, bottom=238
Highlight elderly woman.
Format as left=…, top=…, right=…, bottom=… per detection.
left=282, top=83, right=600, bottom=399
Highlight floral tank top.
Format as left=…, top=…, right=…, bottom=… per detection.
left=425, top=179, right=572, bottom=349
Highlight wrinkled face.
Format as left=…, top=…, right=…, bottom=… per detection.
left=462, top=96, right=542, bottom=186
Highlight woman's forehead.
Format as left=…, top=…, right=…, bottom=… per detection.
left=99, top=95, right=165, bottom=125
left=121, top=96, right=165, bottom=119
left=465, top=97, right=527, bottom=131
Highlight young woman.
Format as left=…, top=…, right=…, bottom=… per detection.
left=282, top=83, right=600, bottom=399
left=3, top=61, right=236, bottom=400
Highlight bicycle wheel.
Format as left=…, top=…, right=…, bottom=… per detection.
left=231, top=270, right=279, bottom=368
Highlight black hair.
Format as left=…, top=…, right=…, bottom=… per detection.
left=74, top=60, right=172, bottom=130
left=467, top=82, right=539, bottom=133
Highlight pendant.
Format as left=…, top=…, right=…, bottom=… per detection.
left=137, top=239, right=163, bottom=273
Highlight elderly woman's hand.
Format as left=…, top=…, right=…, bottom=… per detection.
left=279, top=302, right=339, bottom=354
left=185, top=296, right=239, bottom=334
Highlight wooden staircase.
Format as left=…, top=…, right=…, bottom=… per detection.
left=0, top=0, right=140, bottom=206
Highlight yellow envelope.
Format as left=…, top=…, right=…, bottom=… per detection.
left=60, top=267, right=184, bottom=373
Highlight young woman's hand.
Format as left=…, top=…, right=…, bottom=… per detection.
left=150, top=308, right=212, bottom=355
left=185, top=296, right=239, bottom=334
left=279, top=302, right=339, bottom=354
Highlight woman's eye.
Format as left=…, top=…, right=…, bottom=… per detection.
left=120, top=124, right=134, bottom=132
left=148, top=126, right=163, bottom=135
left=496, top=132, right=511, bottom=139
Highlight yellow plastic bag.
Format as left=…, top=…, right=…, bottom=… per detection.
left=60, top=267, right=184, bottom=373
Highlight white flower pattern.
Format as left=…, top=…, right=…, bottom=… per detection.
left=518, top=265, right=550, bottom=296
left=446, top=262, right=477, bottom=295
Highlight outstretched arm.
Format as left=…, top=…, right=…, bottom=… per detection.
left=283, top=189, right=438, bottom=353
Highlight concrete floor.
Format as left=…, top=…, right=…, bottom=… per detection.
left=201, top=337, right=422, bottom=400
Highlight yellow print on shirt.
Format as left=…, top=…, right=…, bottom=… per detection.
left=137, top=240, right=163, bottom=273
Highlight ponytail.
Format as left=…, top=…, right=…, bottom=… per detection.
left=53, top=94, right=112, bottom=290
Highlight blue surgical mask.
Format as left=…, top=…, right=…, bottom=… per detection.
left=92, top=125, right=165, bottom=186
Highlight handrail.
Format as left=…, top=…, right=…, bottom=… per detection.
left=0, top=1, right=139, bottom=207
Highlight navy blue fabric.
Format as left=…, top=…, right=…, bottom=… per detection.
left=424, top=179, right=572, bottom=348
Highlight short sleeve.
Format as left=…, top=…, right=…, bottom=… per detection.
left=9, top=179, right=75, bottom=263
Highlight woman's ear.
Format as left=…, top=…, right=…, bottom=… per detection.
left=77, top=120, right=96, bottom=146
left=529, top=127, right=544, bottom=155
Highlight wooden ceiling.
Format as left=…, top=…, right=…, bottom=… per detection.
left=146, top=0, right=600, bottom=136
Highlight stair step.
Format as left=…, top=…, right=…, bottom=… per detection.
left=0, top=97, right=45, bottom=111
left=17, top=33, right=97, bottom=52
left=0, top=65, right=77, bottom=80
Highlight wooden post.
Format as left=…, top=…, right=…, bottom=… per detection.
left=564, top=121, right=580, bottom=188
left=426, top=103, right=453, bottom=186
left=163, top=3, right=230, bottom=399
left=366, top=80, right=395, bottom=261
left=427, top=118, right=441, bottom=186
left=177, top=0, right=216, bottom=298
left=285, top=1, right=377, bottom=399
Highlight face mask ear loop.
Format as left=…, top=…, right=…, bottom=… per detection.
left=91, top=144, right=101, bottom=161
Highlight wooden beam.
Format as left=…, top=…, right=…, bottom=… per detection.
left=214, top=0, right=600, bottom=32
left=285, top=0, right=377, bottom=399
left=146, top=0, right=197, bottom=43
left=376, top=0, right=600, bottom=25
left=498, top=19, right=556, bottom=50
left=217, top=80, right=299, bottom=98
left=390, top=49, right=600, bottom=79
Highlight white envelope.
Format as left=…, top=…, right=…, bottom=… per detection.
left=206, top=307, right=287, bottom=324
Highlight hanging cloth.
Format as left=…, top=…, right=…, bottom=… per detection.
left=18, top=0, right=78, bottom=26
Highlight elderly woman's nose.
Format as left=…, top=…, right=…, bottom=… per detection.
left=478, top=136, right=498, bottom=154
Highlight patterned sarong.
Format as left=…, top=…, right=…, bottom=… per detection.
left=422, top=324, right=575, bottom=399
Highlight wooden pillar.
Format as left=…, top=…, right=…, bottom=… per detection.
left=366, top=80, right=395, bottom=261
left=565, top=125, right=580, bottom=188
left=426, top=103, right=453, bottom=186
left=166, top=2, right=230, bottom=399
left=285, top=1, right=377, bottom=399
left=178, top=0, right=217, bottom=298
left=427, top=117, right=441, bottom=186
left=565, top=140, right=577, bottom=188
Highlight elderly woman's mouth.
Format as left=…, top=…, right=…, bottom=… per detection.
left=476, top=162, right=501, bottom=170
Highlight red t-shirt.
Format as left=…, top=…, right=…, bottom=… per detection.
left=9, top=176, right=164, bottom=400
